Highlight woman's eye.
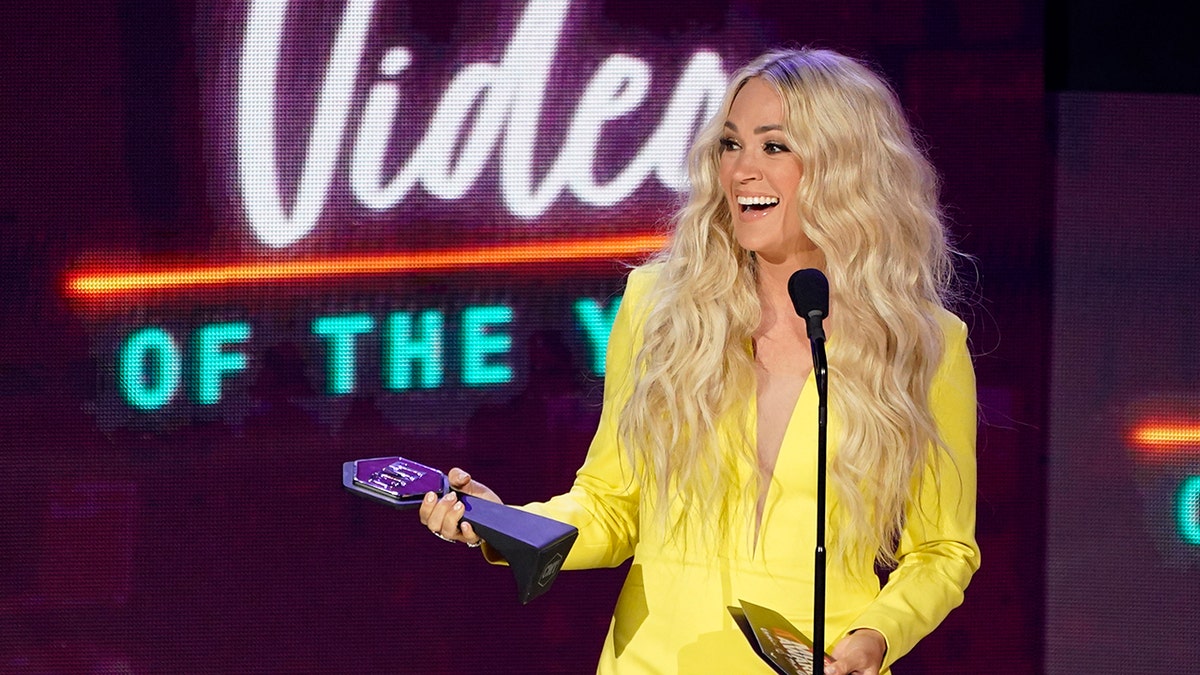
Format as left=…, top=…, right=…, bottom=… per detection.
left=764, top=141, right=789, bottom=155
left=719, top=137, right=740, bottom=152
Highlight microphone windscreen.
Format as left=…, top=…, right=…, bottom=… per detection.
left=788, top=268, right=829, bottom=319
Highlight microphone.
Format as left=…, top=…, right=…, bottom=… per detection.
left=787, top=268, right=829, bottom=341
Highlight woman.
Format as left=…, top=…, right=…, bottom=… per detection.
left=421, top=48, right=979, bottom=675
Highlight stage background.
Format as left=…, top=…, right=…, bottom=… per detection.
left=1046, top=1, right=1200, bottom=670
left=12, top=0, right=1185, bottom=672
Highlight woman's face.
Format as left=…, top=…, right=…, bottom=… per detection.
left=718, top=77, right=814, bottom=266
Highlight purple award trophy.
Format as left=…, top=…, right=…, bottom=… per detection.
left=342, top=456, right=578, bottom=604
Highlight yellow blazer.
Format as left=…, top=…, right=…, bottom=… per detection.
left=512, top=266, right=980, bottom=674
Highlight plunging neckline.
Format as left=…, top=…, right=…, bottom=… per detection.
left=750, top=367, right=815, bottom=555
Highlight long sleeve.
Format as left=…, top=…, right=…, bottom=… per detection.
left=847, top=316, right=981, bottom=669
left=513, top=268, right=658, bottom=570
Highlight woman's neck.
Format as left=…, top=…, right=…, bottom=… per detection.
left=755, top=253, right=825, bottom=336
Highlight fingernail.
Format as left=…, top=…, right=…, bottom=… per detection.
left=444, top=492, right=456, bottom=502
left=424, top=492, right=435, bottom=503
left=453, top=501, right=463, bottom=511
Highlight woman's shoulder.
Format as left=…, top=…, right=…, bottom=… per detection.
left=620, top=262, right=665, bottom=307
left=606, top=263, right=667, bottom=339
left=626, top=262, right=664, bottom=289
left=932, top=305, right=968, bottom=342
left=930, top=306, right=973, bottom=376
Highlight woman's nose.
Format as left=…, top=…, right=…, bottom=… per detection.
left=731, top=152, right=763, bottom=182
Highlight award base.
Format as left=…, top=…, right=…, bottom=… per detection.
left=342, top=457, right=578, bottom=604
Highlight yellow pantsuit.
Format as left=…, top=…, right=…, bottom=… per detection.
left=497, top=267, right=979, bottom=674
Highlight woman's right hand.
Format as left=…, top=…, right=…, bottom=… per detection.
left=418, top=468, right=502, bottom=547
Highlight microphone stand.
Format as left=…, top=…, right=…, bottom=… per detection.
left=809, top=325, right=828, bottom=665
left=786, top=268, right=832, bottom=669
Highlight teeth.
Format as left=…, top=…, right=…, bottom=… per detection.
left=736, top=195, right=779, bottom=206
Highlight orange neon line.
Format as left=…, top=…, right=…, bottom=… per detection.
left=66, top=233, right=668, bottom=297
left=1129, top=422, right=1200, bottom=449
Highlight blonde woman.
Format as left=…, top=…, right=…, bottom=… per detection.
left=421, top=48, right=979, bottom=675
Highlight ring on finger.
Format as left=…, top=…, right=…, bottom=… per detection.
left=433, top=531, right=453, bottom=542
left=467, top=539, right=483, bottom=548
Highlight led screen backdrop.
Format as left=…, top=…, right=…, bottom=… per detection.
left=1, top=1, right=1046, bottom=672
left=1049, top=93, right=1200, bottom=671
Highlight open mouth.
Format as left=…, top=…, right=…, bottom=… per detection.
left=736, top=195, right=780, bottom=213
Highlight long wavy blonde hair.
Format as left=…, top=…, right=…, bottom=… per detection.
left=618, top=48, right=958, bottom=565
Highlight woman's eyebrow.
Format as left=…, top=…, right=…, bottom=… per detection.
left=722, top=120, right=784, bottom=134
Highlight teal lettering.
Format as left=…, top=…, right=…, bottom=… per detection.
left=313, top=314, right=376, bottom=394
left=574, top=296, right=622, bottom=375
left=384, top=310, right=444, bottom=390
left=461, top=305, right=512, bottom=387
left=1179, top=475, right=1200, bottom=546
left=193, top=322, right=251, bottom=405
left=118, top=327, right=182, bottom=410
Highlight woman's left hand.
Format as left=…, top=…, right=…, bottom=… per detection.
left=823, top=628, right=886, bottom=675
